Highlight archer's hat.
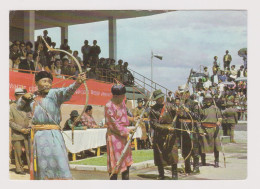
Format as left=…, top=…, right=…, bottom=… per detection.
left=153, top=89, right=165, bottom=100
left=137, top=98, right=143, bottom=103
left=204, top=94, right=212, bottom=99
left=35, top=71, right=53, bottom=82
left=111, top=84, right=126, bottom=95
left=70, top=110, right=79, bottom=117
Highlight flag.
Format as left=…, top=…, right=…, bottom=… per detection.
left=153, top=54, right=163, bottom=60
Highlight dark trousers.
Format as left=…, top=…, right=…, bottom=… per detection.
left=109, top=166, right=130, bottom=180
left=224, top=61, right=231, bottom=69
left=201, top=146, right=219, bottom=163
left=12, top=139, right=30, bottom=172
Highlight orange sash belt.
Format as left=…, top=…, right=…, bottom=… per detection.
left=202, top=123, right=217, bottom=128
left=32, top=125, right=60, bottom=131
left=179, top=119, right=197, bottom=123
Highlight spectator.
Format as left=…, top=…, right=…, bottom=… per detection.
left=9, top=44, right=20, bottom=60
left=61, top=58, right=76, bottom=78
left=42, top=30, right=52, bottom=53
left=237, top=65, right=247, bottom=77
left=122, top=62, right=134, bottom=85
left=63, top=110, right=87, bottom=131
left=213, top=56, right=220, bottom=73
left=9, top=88, right=31, bottom=175
left=18, top=52, right=35, bottom=73
left=219, top=70, right=227, bottom=82
left=196, top=78, right=204, bottom=90
left=19, top=42, right=27, bottom=60
left=33, top=43, right=49, bottom=71
left=230, top=65, right=238, bottom=81
left=203, top=77, right=212, bottom=89
left=10, top=54, right=21, bottom=71
left=211, top=71, right=219, bottom=86
left=223, top=50, right=232, bottom=70
left=203, top=66, right=209, bottom=78
left=25, top=41, right=34, bottom=54
left=60, top=39, right=70, bottom=60
left=81, top=40, right=91, bottom=65
left=89, top=40, right=101, bottom=65
left=167, top=91, right=174, bottom=103
left=115, top=59, right=123, bottom=81
left=81, top=105, right=99, bottom=128
left=53, top=59, right=63, bottom=78
left=51, top=42, right=56, bottom=48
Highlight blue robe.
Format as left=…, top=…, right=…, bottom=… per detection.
left=17, top=82, right=81, bottom=180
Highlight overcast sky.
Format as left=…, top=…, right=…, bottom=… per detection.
left=35, top=10, right=247, bottom=91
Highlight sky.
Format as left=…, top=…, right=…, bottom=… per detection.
left=35, top=10, right=247, bottom=92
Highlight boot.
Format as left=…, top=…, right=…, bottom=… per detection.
left=214, top=161, right=219, bottom=168
left=122, top=167, right=130, bottom=180
left=171, top=164, right=178, bottom=180
left=185, top=158, right=191, bottom=174
left=193, top=157, right=200, bottom=174
left=110, top=174, right=118, bottom=180
left=157, top=165, right=165, bottom=180
left=214, top=150, right=219, bottom=168
left=201, top=153, right=206, bottom=166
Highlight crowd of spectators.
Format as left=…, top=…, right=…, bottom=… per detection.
left=9, top=30, right=134, bottom=86
left=170, top=50, right=247, bottom=121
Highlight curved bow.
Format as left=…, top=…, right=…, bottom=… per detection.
left=41, top=36, right=89, bottom=144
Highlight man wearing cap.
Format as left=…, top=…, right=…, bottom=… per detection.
left=149, top=89, right=179, bottom=180
left=199, top=94, right=222, bottom=168
left=17, top=71, right=86, bottom=180
left=9, top=88, right=31, bottom=175
left=105, top=84, right=135, bottom=180
left=64, top=110, right=87, bottom=131
left=133, top=98, right=149, bottom=149
left=222, top=101, right=238, bottom=143
left=223, top=50, right=232, bottom=70
left=81, top=105, right=99, bottom=129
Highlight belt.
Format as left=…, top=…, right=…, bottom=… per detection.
left=179, top=119, right=197, bottom=123
left=32, top=124, right=60, bottom=131
left=202, top=123, right=217, bottom=128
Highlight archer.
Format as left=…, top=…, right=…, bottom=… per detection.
left=17, top=71, right=86, bottom=180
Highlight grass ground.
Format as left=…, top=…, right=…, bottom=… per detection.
left=71, top=149, right=154, bottom=166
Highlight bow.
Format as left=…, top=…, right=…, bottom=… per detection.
left=41, top=36, right=89, bottom=144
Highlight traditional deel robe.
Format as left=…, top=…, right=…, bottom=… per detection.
left=133, top=106, right=148, bottom=140
left=17, top=82, right=81, bottom=180
left=105, top=101, right=133, bottom=174
left=199, top=105, right=222, bottom=153
left=178, top=99, right=202, bottom=159
left=222, top=107, right=238, bottom=138
left=150, top=102, right=178, bottom=166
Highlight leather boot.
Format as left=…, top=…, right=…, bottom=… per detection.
left=193, top=157, right=200, bottom=174
left=122, top=166, right=130, bottom=180
left=110, top=174, right=118, bottom=180
left=185, top=158, right=191, bottom=173
left=201, top=153, right=206, bottom=166
left=157, top=165, right=165, bottom=180
left=171, top=164, right=178, bottom=180
left=214, top=150, right=219, bottom=168
left=214, top=161, right=219, bottom=168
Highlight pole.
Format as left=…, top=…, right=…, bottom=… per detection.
left=151, top=50, right=153, bottom=92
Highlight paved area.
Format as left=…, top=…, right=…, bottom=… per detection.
left=9, top=124, right=247, bottom=180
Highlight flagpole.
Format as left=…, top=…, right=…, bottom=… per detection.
left=151, top=50, right=153, bottom=92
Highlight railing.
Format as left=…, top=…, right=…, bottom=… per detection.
left=128, top=68, right=172, bottom=96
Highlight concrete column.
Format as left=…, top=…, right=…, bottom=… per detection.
left=24, top=10, right=35, bottom=49
left=108, top=17, right=117, bottom=60
left=61, top=26, right=68, bottom=44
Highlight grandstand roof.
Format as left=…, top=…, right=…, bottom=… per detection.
left=10, top=10, right=173, bottom=30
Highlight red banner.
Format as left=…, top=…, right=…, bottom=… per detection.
left=9, top=71, right=113, bottom=106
